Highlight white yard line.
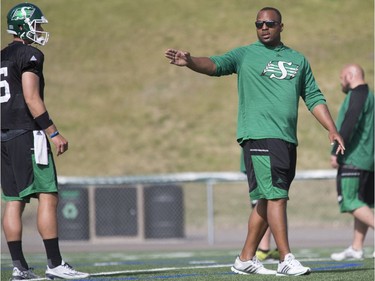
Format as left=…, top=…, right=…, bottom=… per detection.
left=8, top=257, right=361, bottom=280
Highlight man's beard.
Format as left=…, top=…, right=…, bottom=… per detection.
left=341, top=84, right=350, bottom=94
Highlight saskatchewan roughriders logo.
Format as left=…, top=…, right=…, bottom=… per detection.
left=261, top=61, right=299, bottom=80
left=11, top=7, right=36, bottom=21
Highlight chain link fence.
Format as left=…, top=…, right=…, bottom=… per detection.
left=55, top=170, right=348, bottom=245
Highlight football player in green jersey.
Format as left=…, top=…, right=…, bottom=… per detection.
left=330, top=64, right=374, bottom=261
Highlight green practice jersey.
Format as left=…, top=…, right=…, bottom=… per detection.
left=333, top=85, right=374, bottom=171
left=210, top=41, right=326, bottom=145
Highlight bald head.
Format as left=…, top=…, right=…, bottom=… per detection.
left=340, top=64, right=366, bottom=93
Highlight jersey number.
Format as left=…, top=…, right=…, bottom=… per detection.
left=0, top=67, right=11, bottom=103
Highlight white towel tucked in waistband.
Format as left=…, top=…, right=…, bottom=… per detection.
left=33, top=130, right=48, bottom=165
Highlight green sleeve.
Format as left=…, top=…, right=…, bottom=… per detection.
left=210, top=46, right=246, bottom=76
left=300, top=58, right=326, bottom=111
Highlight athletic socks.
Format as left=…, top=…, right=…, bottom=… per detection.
left=8, top=238, right=63, bottom=270
left=7, top=241, right=28, bottom=270
left=43, top=238, right=62, bottom=268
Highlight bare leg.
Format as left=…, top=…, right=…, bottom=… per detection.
left=351, top=206, right=374, bottom=250
left=258, top=228, right=272, bottom=250
left=37, top=193, right=59, bottom=239
left=239, top=199, right=269, bottom=261
left=3, top=201, right=25, bottom=241
left=267, top=199, right=290, bottom=261
left=351, top=218, right=369, bottom=250
left=3, top=201, right=31, bottom=270
left=352, top=206, right=374, bottom=229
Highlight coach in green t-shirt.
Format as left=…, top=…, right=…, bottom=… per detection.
left=164, top=6, right=345, bottom=276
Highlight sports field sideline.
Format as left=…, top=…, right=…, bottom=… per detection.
left=1, top=225, right=374, bottom=280
left=1, top=246, right=374, bottom=280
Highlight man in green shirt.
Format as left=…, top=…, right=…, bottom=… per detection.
left=165, top=7, right=345, bottom=276
left=330, top=64, right=374, bottom=261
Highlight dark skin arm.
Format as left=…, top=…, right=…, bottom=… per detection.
left=164, top=48, right=216, bottom=75
left=311, top=104, right=345, bottom=155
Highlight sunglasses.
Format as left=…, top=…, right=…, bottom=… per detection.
left=255, top=21, right=279, bottom=29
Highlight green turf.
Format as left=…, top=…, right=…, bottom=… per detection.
left=1, top=247, right=374, bottom=280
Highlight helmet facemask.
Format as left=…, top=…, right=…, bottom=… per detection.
left=24, top=17, right=49, bottom=46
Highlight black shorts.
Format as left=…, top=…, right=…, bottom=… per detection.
left=1, top=131, right=58, bottom=202
left=242, top=138, right=296, bottom=201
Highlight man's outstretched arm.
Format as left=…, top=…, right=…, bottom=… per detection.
left=165, top=48, right=216, bottom=75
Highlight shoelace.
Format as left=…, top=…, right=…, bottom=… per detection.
left=286, top=257, right=302, bottom=267
left=62, top=262, right=78, bottom=273
left=18, top=268, right=37, bottom=278
left=252, top=257, right=263, bottom=267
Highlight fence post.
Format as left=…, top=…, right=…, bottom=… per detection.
left=206, top=180, right=215, bottom=245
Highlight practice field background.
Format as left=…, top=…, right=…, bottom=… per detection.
left=1, top=0, right=374, bottom=280
left=1, top=179, right=374, bottom=280
left=1, top=0, right=373, bottom=176
left=1, top=247, right=374, bottom=280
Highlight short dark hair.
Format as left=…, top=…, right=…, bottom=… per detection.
left=258, top=7, right=282, bottom=23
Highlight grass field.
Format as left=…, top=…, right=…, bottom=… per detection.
left=1, top=247, right=374, bottom=280
left=1, top=1, right=373, bottom=279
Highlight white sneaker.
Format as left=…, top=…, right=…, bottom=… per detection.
left=231, top=255, right=276, bottom=275
left=331, top=246, right=363, bottom=261
left=45, top=260, right=89, bottom=280
left=11, top=267, right=40, bottom=280
left=276, top=253, right=311, bottom=276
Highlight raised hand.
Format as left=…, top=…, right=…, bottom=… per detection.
left=165, top=48, right=191, bottom=66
